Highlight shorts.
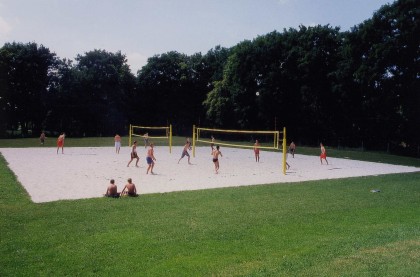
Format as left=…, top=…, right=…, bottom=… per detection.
left=181, top=150, right=190, bottom=158
left=57, top=140, right=63, bottom=147
left=146, top=157, right=153, bottom=164
left=115, top=141, right=121, bottom=148
left=320, top=153, right=327, bottom=159
left=254, top=149, right=260, bottom=154
left=131, top=152, right=138, bottom=159
left=212, top=158, right=218, bottom=162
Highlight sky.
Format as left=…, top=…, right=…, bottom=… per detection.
left=0, top=0, right=393, bottom=73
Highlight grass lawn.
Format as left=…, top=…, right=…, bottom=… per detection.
left=1, top=138, right=419, bottom=276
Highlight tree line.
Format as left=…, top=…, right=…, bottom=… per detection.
left=0, top=0, right=418, bottom=155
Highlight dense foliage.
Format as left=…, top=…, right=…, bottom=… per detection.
left=0, top=0, right=418, bottom=154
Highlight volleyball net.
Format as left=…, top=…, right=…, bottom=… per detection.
left=192, top=125, right=287, bottom=174
left=129, top=124, right=172, bottom=153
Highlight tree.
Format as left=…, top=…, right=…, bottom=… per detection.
left=62, top=49, right=135, bottom=136
left=344, top=0, right=420, bottom=150
left=0, top=42, right=57, bottom=137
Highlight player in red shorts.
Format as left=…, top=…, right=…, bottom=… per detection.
left=56, top=132, right=65, bottom=154
left=253, top=139, right=260, bottom=162
left=320, top=143, right=328, bottom=165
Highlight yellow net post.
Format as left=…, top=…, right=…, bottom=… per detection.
left=169, top=124, right=172, bottom=153
left=129, top=124, right=132, bottom=146
left=192, top=125, right=196, bottom=157
left=282, top=127, right=287, bottom=175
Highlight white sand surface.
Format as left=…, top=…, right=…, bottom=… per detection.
left=1, top=146, right=418, bottom=203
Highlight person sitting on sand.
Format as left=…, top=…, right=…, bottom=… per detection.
left=121, top=178, right=138, bottom=196
left=105, top=179, right=120, bottom=198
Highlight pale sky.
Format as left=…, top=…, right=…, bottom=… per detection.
left=0, top=0, right=392, bottom=73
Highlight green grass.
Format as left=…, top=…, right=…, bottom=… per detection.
left=1, top=138, right=419, bottom=276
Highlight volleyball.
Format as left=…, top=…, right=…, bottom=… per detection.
left=256, top=91, right=260, bottom=96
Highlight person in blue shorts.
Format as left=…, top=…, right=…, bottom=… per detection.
left=146, top=143, right=156, bottom=174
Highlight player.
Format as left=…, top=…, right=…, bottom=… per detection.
left=210, top=136, right=215, bottom=150
left=143, top=133, right=149, bottom=148
left=178, top=140, right=192, bottom=164
left=254, top=139, right=260, bottom=162
left=320, top=143, right=328, bottom=165
left=212, top=145, right=223, bottom=174
left=114, top=134, right=121, bottom=154
left=40, top=131, right=46, bottom=145
left=56, top=132, right=65, bottom=154
left=289, top=141, right=296, bottom=158
left=121, top=178, right=138, bottom=196
left=127, top=141, right=139, bottom=167
left=105, top=179, right=120, bottom=198
left=146, top=142, right=157, bottom=174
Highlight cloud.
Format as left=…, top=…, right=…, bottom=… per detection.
left=0, top=16, right=12, bottom=37
left=126, top=52, right=149, bottom=74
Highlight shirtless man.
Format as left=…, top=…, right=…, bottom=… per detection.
left=212, top=145, right=223, bottom=174
left=254, top=139, right=260, bottom=162
left=146, top=143, right=157, bottom=174
left=143, top=133, right=149, bottom=148
left=127, top=141, right=139, bottom=167
left=105, top=179, right=119, bottom=198
left=289, top=141, right=296, bottom=158
left=121, top=178, right=137, bottom=196
left=320, top=143, right=328, bottom=165
left=40, top=131, right=46, bottom=145
left=210, top=136, right=215, bottom=150
left=178, top=140, right=192, bottom=164
left=114, top=134, right=121, bottom=154
left=56, top=132, right=65, bottom=154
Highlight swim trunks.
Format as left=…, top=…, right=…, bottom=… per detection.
left=131, top=152, right=138, bottom=159
left=146, top=157, right=153, bottom=164
left=181, top=150, right=190, bottom=158
left=212, top=158, right=218, bottom=162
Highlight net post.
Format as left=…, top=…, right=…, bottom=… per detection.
left=169, top=124, right=172, bottom=153
left=192, top=125, right=196, bottom=157
left=129, top=124, right=132, bottom=146
left=282, top=127, right=287, bottom=175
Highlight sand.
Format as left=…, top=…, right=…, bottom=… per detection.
left=1, top=146, right=418, bottom=203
